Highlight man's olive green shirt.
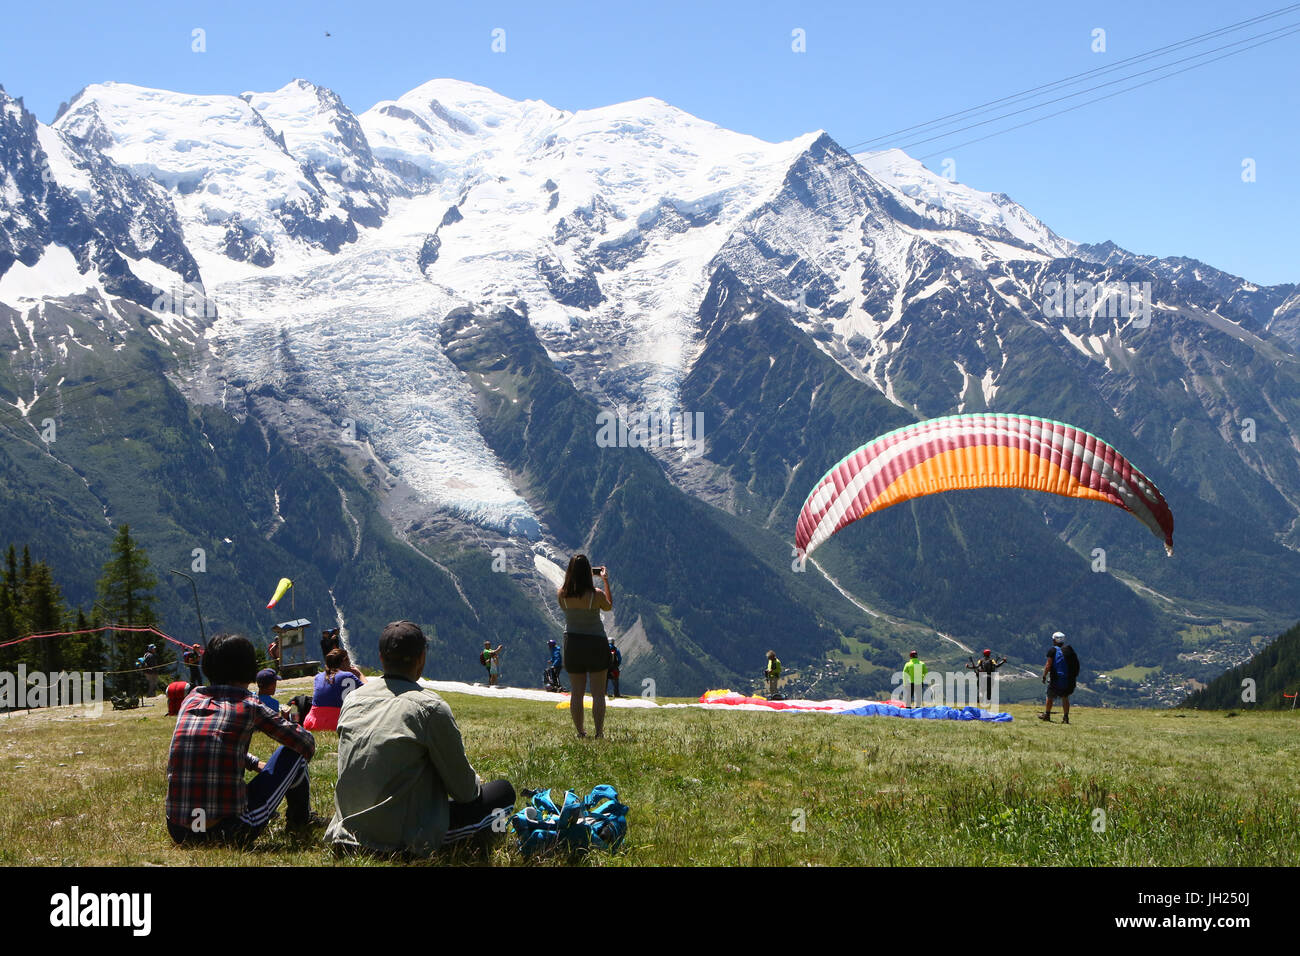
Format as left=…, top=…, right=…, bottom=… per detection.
left=325, top=676, right=480, bottom=857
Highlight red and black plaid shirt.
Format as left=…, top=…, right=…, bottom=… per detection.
left=165, top=685, right=316, bottom=826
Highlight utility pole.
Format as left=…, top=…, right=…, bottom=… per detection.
left=168, top=570, right=206, bottom=644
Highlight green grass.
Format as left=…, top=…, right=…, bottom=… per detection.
left=1103, top=664, right=1161, bottom=682
left=2, top=682, right=1298, bottom=866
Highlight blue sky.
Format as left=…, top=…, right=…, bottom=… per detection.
left=3, top=0, right=1296, bottom=283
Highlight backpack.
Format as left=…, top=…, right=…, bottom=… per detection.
left=1063, top=645, right=1080, bottom=682
left=510, top=785, right=628, bottom=857
left=289, top=693, right=313, bottom=724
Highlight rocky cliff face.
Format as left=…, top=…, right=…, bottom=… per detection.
left=3, top=76, right=1297, bottom=700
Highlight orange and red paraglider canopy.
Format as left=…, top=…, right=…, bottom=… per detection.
left=795, top=413, right=1173, bottom=558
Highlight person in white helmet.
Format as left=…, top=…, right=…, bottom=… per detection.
left=1040, top=631, right=1079, bottom=723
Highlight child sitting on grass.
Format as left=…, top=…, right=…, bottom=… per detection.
left=255, top=668, right=284, bottom=713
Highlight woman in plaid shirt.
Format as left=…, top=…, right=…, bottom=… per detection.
left=165, top=634, right=321, bottom=845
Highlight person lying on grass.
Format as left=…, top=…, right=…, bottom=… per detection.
left=165, top=633, right=323, bottom=846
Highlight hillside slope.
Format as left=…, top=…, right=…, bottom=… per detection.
left=1183, top=619, right=1300, bottom=710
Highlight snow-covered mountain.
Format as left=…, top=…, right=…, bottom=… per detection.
left=242, top=79, right=393, bottom=229
left=1, top=85, right=199, bottom=310
left=55, top=82, right=360, bottom=274
left=4, top=75, right=1300, bottom=699
left=856, top=148, right=1074, bottom=257
left=7, top=74, right=1299, bottom=533
left=30, top=77, right=1166, bottom=535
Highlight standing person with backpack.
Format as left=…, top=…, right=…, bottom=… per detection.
left=544, top=639, right=564, bottom=692
left=141, top=644, right=162, bottom=697
left=557, top=554, right=613, bottom=739
left=480, top=641, right=503, bottom=687
left=966, top=649, right=1008, bottom=706
left=606, top=639, right=622, bottom=698
left=764, top=651, right=782, bottom=699
left=1040, top=631, right=1079, bottom=723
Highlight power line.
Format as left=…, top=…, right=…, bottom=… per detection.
left=844, top=2, right=1300, bottom=152
left=771, top=19, right=1297, bottom=235
left=894, top=19, right=1300, bottom=154
left=914, top=23, right=1300, bottom=159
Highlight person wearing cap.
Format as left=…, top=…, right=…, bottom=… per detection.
left=326, top=620, right=516, bottom=857
left=902, top=651, right=928, bottom=707
left=255, top=669, right=292, bottom=718
left=141, top=643, right=162, bottom=697
left=255, top=669, right=279, bottom=709
left=966, top=649, right=1008, bottom=706
left=1040, top=632, right=1080, bottom=723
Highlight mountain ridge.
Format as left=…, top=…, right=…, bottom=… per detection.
left=2, top=75, right=1298, bottom=701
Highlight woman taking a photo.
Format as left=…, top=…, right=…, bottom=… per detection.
left=558, top=554, right=613, bottom=739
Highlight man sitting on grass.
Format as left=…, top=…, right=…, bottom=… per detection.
left=326, top=620, right=515, bottom=857
left=165, top=633, right=322, bottom=845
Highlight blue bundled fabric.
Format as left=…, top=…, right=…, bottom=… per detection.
left=838, top=703, right=1013, bottom=722
left=511, top=784, right=629, bottom=856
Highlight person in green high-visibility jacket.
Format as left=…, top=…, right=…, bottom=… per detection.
left=764, top=650, right=782, bottom=698
left=903, top=650, right=928, bottom=706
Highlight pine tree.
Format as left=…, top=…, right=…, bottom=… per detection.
left=96, top=525, right=161, bottom=696
left=85, top=603, right=107, bottom=676
left=6, top=546, right=40, bottom=672
left=2, top=545, right=17, bottom=609
left=0, top=545, right=30, bottom=672
left=0, top=560, right=16, bottom=673
left=0, top=545, right=104, bottom=678
left=22, top=562, right=67, bottom=673
left=72, top=608, right=106, bottom=673
left=97, top=525, right=158, bottom=628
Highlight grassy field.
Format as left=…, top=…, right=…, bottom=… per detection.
left=2, top=680, right=1298, bottom=867
left=1103, top=663, right=1162, bottom=682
